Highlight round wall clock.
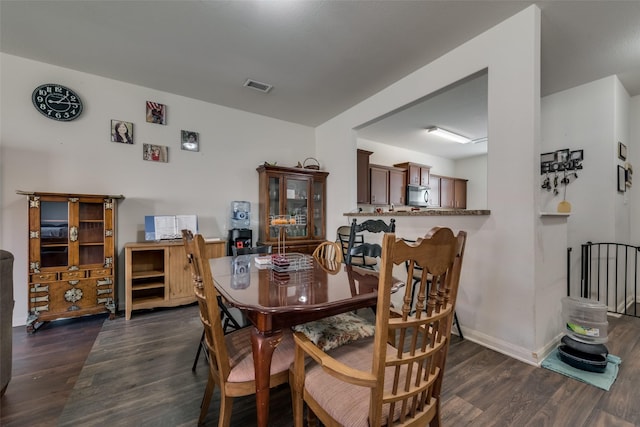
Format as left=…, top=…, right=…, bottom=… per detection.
left=31, top=83, right=84, bottom=121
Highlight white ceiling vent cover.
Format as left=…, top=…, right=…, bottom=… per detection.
left=243, top=79, right=273, bottom=93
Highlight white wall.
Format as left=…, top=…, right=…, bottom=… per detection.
left=357, top=138, right=456, bottom=175
left=541, top=76, right=632, bottom=297
left=1, top=54, right=316, bottom=326
left=631, top=95, right=640, bottom=244
left=317, top=6, right=551, bottom=364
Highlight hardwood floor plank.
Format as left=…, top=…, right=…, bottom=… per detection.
left=3, top=304, right=640, bottom=427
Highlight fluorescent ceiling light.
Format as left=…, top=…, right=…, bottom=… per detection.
left=425, top=126, right=471, bottom=144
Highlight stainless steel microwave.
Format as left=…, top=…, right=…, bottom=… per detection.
left=406, top=184, right=430, bottom=207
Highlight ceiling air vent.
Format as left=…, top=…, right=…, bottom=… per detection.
left=243, top=79, right=273, bottom=93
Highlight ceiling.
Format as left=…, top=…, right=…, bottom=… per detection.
left=2, top=1, right=639, bottom=158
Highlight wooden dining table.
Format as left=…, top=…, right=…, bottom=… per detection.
left=208, top=253, right=383, bottom=427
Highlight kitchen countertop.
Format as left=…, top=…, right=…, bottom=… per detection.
left=344, top=209, right=490, bottom=216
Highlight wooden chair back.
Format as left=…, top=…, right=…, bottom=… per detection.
left=312, top=241, right=343, bottom=263
left=345, top=218, right=396, bottom=267
left=183, top=231, right=294, bottom=425
left=182, top=230, right=231, bottom=382
left=292, top=227, right=466, bottom=427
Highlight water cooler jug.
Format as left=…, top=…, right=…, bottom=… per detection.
left=227, top=201, right=252, bottom=256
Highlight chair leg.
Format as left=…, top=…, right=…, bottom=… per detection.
left=219, top=394, right=234, bottom=427
left=198, top=370, right=216, bottom=425
left=217, top=296, right=243, bottom=334
left=454, top=311, right=464, bottom=340
left=192, top=329, right=205, bottom=372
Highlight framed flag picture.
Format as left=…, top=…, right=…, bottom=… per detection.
left=146, top=101, right=166, bottom=125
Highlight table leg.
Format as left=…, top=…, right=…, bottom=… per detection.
left=251, top=327, right=283, bottom=427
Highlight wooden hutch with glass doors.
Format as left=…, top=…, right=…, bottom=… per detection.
left=256, top=164, right=329, bottom=254
left=17, top=191, right=123, bottom=332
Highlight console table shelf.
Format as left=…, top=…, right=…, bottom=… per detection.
left=124, top=239, right=225, bottom=319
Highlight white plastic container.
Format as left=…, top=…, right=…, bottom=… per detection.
left=561, top=296, right=608, bottom=344
left=231, top=201, right=250, bottom=229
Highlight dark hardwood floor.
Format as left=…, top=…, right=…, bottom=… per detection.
left=2, top=306, right=640, bottom=426
left=1, top=313, right=107, bottom=427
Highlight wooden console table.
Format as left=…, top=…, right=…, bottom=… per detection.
left=124, top=239, right=225, bottom=319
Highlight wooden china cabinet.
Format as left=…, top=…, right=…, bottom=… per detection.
left=17, top=191, right=123, bottom=332
left=256, top=164, right=329, bottom=254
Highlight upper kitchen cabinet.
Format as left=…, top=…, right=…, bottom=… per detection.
left=435, top=175, right=467, bottom=209
left=257, top=164, right=329, bottom=254
left=357, top=149, right=373, bottom=204
left=369, top=164, right=406, bottom=206
left=394, top=162, right=430, bottom=187
left=388, top=167, right=407, bottom=206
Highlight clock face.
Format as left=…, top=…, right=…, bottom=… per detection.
left=32, top=83, right=84, bottom=121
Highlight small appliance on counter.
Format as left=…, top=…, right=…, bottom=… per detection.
left=227, top=201, right=252, bottom=256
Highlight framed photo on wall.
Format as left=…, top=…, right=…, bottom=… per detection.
left=111, top=120, right=134, bottom=144
left=617, top=165, right=626, bottom=192
left=143, top=144, right=168, bottom=163
left=146, top=101, right=166, bottom=125
left=618, top=142, right=627, bottom=161
left=181, top=130, right=199, bottom=152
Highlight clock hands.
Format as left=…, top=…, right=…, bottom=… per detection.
left=48, top=95, right=80, bottom=108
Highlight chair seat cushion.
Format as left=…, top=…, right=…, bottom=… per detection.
left=292, top=312, right=375, bottom=352
left=303, top=338, right=428, bottom=427
left=226, top=328, right=295, bottom=383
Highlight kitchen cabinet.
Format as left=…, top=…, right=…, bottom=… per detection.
left=389, top=168, right=406, bottom=206
left=124, top=239, right=225, bottom=320
left=357, top=149, right=373, bottom=203
left=454, top=179, right=467, bottom=209
left=17, top=191, right=123, bottom=332
left=257, top=164, right=329, bottom=254
left=369, top=164, right=406, bottom=205
left=434, top=175, right=467, bottom=209
left=427, top=175, right=441, bottom=207
left=440, top=177, right=455, bottom=208
left=394, top=162, right=431, bottom=187
left=369, top=165, right=389, bottom=205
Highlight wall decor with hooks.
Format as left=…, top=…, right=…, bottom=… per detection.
left=541, top=149, right=583, bottom=174
left=541, top=148, right=581, bottom=201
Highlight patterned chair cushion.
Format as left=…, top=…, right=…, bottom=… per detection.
left=292, top=312, right=375, bottom=351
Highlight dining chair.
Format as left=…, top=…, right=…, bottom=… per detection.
left=312, top=241, right=343, bottom=274
left=404, top=239, right=464, bottom=339
left=185, top=230, right=249, bottom=372
left=183, top=231, right=295, bottom=426
left=291, top=227, right=467, bottom=427
left=344, top=218, right=396, bottom=268
left=312, top=241, right=343, bottom=263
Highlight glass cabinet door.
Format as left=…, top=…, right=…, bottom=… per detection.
left=39, top=201, right=70, bottom=268
left=284, top=176, right=310, bottom=239
left=311, top=180, right=324, bottom=239
left=268, top=176, right=280, bottom=239
left=78, top=201, right=105, bottom=265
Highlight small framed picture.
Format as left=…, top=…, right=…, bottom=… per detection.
left=111, top=120, right=134, bottom=144
left=617, top=165, right=626, bottom=192
left=143, top=144, right=168, bottom=163
left=540, top=152, right=555, bottom=164
left=181, top=130, right=199, bottom=152
left=555, top=149, right=570, bottom=164
left=146, top=101, right=166, bottom=125
left=569, top=150, right=583, bottom=161
left=626, top=163, right=633, bottom=188
left=618, top=142, right=627, bottom=161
